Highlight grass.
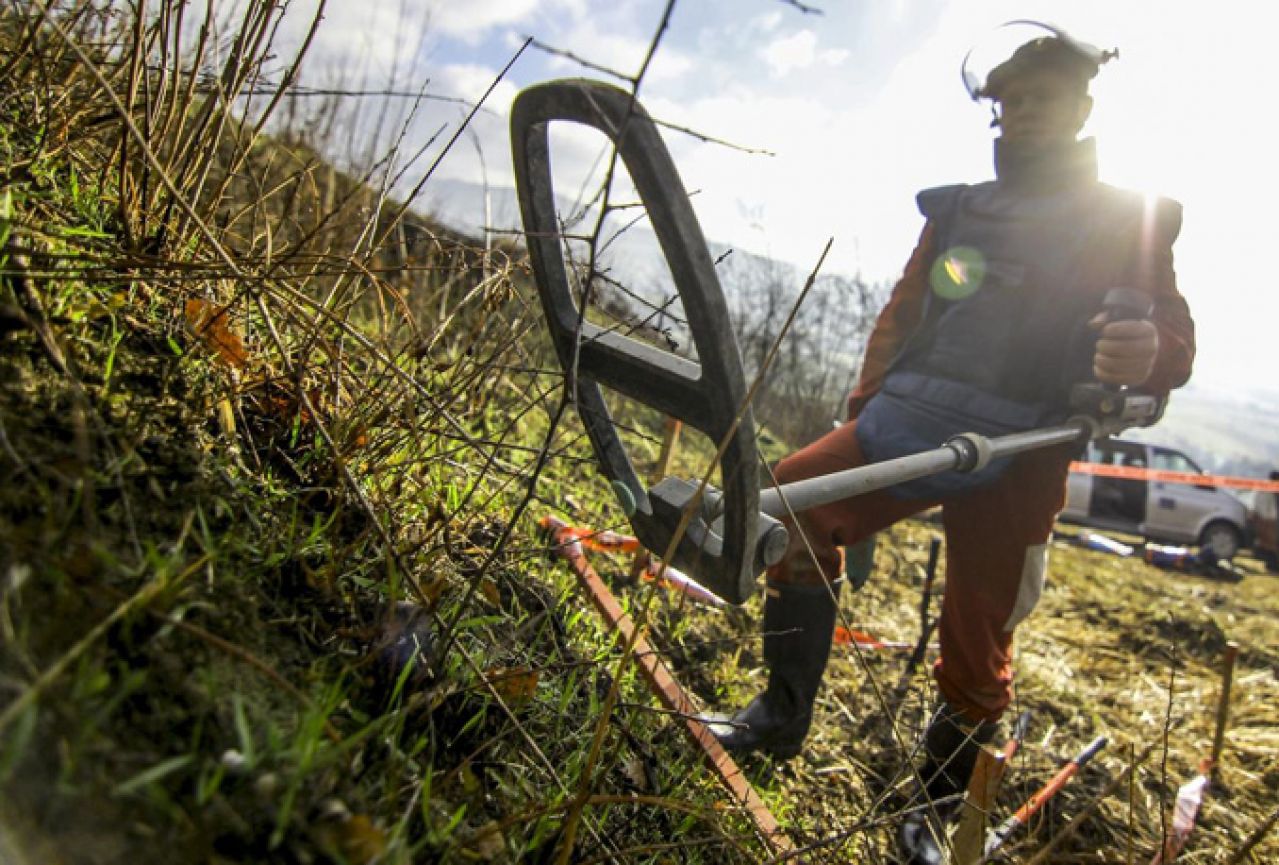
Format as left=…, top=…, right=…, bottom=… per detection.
left=1, top=4, right=1277, bottom=864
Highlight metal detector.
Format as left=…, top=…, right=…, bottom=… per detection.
left=510, top=79, right=1158, bottom=605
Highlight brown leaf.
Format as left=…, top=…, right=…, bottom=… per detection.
left=466, top=821, right=505, bottom=860
left=184, top=298, right=248, bottom=368
left=421, top=574, right=449, bottom=608
left=479, top=578, right=501, bottom=607
left=315, top=814, right=386, bottom=865
left=337, top=815, right=386, bottom=864
left=621, top=755, right=650, bottom=791
left=487, top=667, right=539, bottom=706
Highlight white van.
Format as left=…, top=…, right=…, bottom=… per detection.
left=1060, top=439, right=1249, bottom=559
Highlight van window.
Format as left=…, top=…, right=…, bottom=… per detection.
left=1153, top=448, right=1215, bottom=491
left=1152, top=449, right=1202, bottom=474
left=1095, top=441, right=1146, bottom=467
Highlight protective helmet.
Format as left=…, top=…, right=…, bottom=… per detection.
left=962, top=20, right=1117, bottom=103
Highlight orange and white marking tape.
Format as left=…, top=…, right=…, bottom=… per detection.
left=537, top=516, right=724, bottom=606
left=538, top=515, right=792, bottom=854
left=833, top=625, right=938, bottom=652
left=1069, top=462, right=1279, bottom=493
left=541, top=522, right=643, bottom=554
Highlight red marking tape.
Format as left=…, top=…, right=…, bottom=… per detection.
left=1069, top=462, right=1279, bottom=493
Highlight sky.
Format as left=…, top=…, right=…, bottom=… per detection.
left=265, top=0, right=1279, bottom=399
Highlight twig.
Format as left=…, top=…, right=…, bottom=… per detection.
left=452, top=792, right=752, bottom=862
left=369, top=37, right=531, bottom=254
left=901, top=535, right=941, bottom=677
left=1225, top=801, right=1279, bottom=864
left=1157, top=644, right=1179, bottom=857
left=765, top=794, right=965, bottom=863
left=524, top=36, right=631, bottom=82
left=651, top=116, right=776, bottom=156
left=1128, top=741, right=1137, bottom=865
left=450, top=640, right=616, bottom=857
left=545, top=525, right=790, bottom=854
left=523, top=36, right=774, bottom=155
left=778, top=0, right=824, bottom=13
left=1209, top=640, right=1239, bottom=775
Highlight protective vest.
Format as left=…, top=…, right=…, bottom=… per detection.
left=899, top=178, right=1181, bottom=410
left=855, top=145, right=1182, bottom=498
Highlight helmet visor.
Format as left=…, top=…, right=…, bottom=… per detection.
left=962, top=20, right=1114, bottom=102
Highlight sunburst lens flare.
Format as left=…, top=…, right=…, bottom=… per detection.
left=930, top=246, right=987, bottom=300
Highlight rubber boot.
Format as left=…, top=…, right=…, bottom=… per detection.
left=898, top=704, right=1001, bottom=865
left=703, top=581, right=839, bottom=759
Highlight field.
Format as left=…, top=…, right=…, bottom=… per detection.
left=662, top=515, right=1279, bottom=861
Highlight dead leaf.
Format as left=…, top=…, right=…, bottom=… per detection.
left=337, top=815, right=386, bottom=864
left=421, top=574, right=449, bottom=608
left=184, top=298, right=248, bottom=368
left=479, top=578, right=501, bottom=607
left=315, top=814, right=386, bottom=865
left=216, top=397, right=236, bottom=437
left=621, top=755, right=650, bottom=792
left=487, top=667, right=538, bottom=706
left=466, top=821, right=505, bottom=860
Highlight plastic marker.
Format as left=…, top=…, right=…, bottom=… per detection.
left=985, top=736, right=1107, bottom=858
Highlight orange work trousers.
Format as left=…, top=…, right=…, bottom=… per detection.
left=767, top=420, right=1074, bottom=722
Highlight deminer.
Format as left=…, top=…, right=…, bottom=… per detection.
left=703, top=22, right=1196, bottom=861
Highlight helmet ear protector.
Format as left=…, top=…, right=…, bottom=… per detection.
left=962, top=20, right=1118, bottom=105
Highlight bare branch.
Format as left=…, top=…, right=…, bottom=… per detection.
left=525, top=34, right=632, bottom=82
left=779, top=0, right=824, bottom=14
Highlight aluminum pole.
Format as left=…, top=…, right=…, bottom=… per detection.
left=758, top=422, right=1086, bottom=519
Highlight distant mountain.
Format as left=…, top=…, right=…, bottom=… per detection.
left=1126, top=382, right=1279, bottom=479
left=419, top=176, right=829, bottom=350
left=420, top=176, right=762, bottom=300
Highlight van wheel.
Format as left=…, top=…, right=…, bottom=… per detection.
left=1199, top=521, right=1241, bottom=561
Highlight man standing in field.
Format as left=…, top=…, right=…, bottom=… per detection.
left=705, top=23, right=1195, bottom=860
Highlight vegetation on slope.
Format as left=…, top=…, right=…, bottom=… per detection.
left=1, top=5, right=1275, bottom=865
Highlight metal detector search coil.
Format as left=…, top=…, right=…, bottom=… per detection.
left=510, top=79, right=781, bottom=604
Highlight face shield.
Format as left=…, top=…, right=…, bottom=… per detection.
left=961, top=20, right=1117, bottom=103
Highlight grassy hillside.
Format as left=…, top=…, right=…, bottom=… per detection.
left=1, top=5, right=1275, bottom=865
left=1126, top=382, right=1279, bottom=479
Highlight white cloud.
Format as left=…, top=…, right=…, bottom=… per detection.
left=759, top=29, right=849, bottom=78
left=550, top=18, right=695, bottom=84
left=752, top=10, right=785, bottom=34
left=420, top=0, right=541, bottom=41
left=760, top=29, right=817, bottom=77
left=436, top=64, right=521, bottom=112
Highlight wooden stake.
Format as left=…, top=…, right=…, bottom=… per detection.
left=1225, top=802, right=1279, bottom=864
left=654, top=416, right=683, bottom=477
left=629, top=417, right=683, bottom=581
left=1209, top=640, right=1239, bottom=775
left=952, top=746, right=1007, bottom=864
left=545, top=519, right=792, bottom=856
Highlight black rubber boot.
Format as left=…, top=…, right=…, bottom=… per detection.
left=898, top=704, right=1001, bottom=865
left=703, top=582, right=839, bottom=759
